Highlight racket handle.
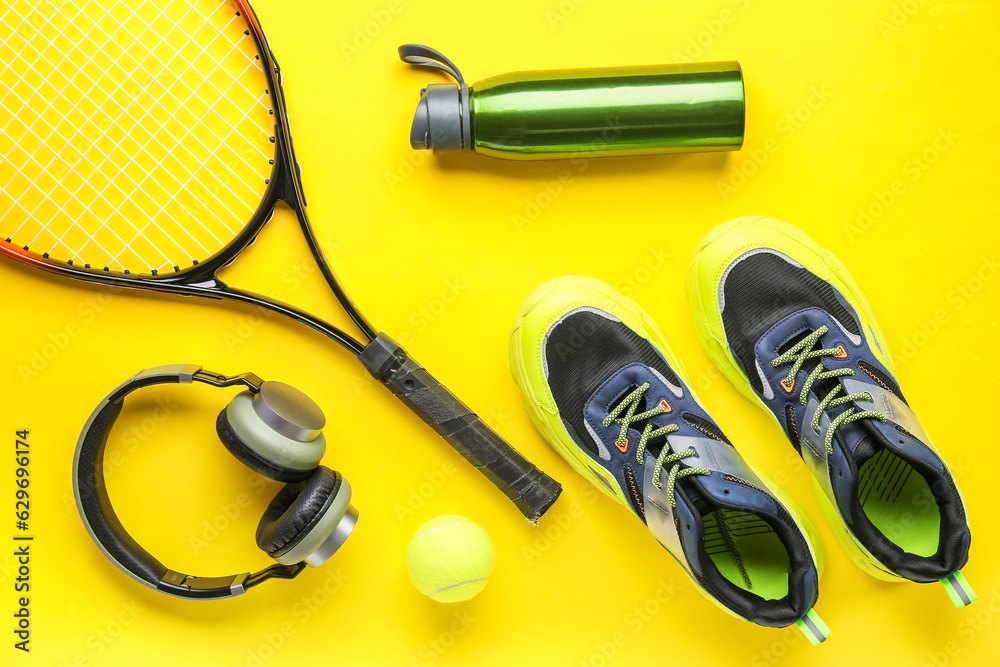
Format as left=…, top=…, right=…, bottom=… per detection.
left=359, top=334, right=561, bottom=521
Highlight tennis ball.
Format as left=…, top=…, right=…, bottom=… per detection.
left=407, top=515, right=495, bottom=603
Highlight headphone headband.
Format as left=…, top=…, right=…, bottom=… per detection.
left=73, top=365, right=305, bottom=599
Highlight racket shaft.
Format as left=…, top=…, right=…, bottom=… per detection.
left=360, top=335, right=561, bottom=521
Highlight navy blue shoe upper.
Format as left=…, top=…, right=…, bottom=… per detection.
left=719, top=248, right=971, bottom=581
left=544, top=307, right=818, bottom=626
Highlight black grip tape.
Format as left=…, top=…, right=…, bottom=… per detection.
left=359, top=334, right=561, bottom=521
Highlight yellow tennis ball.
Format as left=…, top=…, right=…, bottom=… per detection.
left=407, top=515, right=495, bottom=603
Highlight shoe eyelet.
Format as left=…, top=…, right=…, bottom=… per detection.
left=723, top=489, right=730, bottom=494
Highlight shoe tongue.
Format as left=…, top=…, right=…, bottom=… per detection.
left=676, top=468, right=775, bottom=519
left=851, top=432, right=883, bottom=468
left=679, top=482, right=716, bottom=517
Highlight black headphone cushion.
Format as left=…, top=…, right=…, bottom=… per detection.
left=256, top=466, right=342, bottom=559
left=215, top=408, right=311, bottom=483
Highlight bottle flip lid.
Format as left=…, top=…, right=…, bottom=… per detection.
left=399, top=44, right=470, bottom=154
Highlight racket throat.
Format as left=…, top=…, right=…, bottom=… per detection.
left=358, top=334, right=413, bottom=385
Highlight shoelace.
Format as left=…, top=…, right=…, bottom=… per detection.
left=770, top=324, right=886, bottom=455
left=714, top=508, right=752, bottom=588
left=603, top=383, right=751, bottom=587
left=601, top=382, right=710, bottom=508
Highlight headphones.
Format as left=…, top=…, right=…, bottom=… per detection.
left=73, top=364, right=358, bottom=600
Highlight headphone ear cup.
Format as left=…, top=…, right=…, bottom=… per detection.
left=216, top=408, right=311, bottom=483
left=256, top=466, right=357, bottom=567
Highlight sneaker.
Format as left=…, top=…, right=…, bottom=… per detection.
left=686, top=216, right=974, bottom=607
left=509, top=275, right=830, bottom=640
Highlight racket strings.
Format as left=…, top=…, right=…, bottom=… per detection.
left=0, top=0, right=275, bottom=274
left=4, top=2, right=220, bottom=265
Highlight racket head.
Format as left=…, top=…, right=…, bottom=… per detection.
left=0, top=0, right=297, bottom=285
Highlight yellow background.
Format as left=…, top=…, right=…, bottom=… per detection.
left=2, top=0, right=999, bottom=665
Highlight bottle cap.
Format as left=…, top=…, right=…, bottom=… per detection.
left=399, top=44, right=471, bottom=153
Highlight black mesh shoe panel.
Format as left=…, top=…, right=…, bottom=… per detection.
left=681, top=412, right=732, bottom=446
left=857, top=359, right=907, bottom=404
left=721, top=251, right=860, bottom=387
left=544, top=309, right=681, bottom=458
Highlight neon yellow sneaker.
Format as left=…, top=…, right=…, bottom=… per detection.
left=686, top=216, right=974, bottom=608
left=510, top=276, right=830, bottom=641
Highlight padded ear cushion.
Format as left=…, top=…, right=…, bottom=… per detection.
left=256, top=466, right=342, bottom=559
left=215, top=409, right=310, bottom=483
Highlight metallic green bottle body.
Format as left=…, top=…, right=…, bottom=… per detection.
left=469, top=62, right=744, bottom=160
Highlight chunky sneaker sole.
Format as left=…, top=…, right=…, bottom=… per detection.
left=509, top=275, right=829, bottom=641
left=686, top=216, right=974, bottom=608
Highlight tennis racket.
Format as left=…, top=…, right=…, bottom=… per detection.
left=0, top=0, right=560, bottom=520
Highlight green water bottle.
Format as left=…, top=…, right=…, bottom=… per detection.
left=398, top=44, right=744, bottom=161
